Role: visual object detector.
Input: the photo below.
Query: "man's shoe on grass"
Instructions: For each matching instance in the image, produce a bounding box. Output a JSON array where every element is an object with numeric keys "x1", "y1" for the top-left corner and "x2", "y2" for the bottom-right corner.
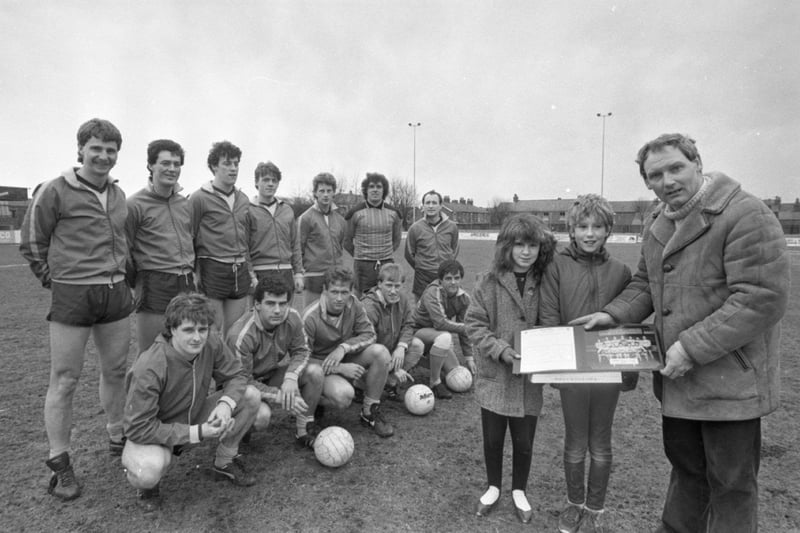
[
  {"x1": 360, "y1": 403, "x2": 394, "y2": 437},
  {"x1": 558, "y1": 503, "x2": 584, "y2": 533},
  {"x1": 136, "y1": 484, "x2": 162, "y2": 513},
  {"x1": 45, "y1": 452, "x2": 81, "y2": 501},
  {"x1": 109, "y1": 436, "x2": 127, "y2": 456},
  {"x1": 295, "y1": 421, "x2": 320, "y2": 449},
  {"x1": 432, "y1": 382, "x2": 453, "y2": 399},
  {"x1": 383, "y1": 383, "x2": 401, "y2": 402},
  {"x1": 213, "y1": 456, "x2": 257, "y2": 487}
]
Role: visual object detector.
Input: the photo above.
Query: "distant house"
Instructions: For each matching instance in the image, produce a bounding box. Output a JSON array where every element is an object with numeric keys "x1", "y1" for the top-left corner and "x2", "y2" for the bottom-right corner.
[
  {"x1": 764, "y1": 197, "x2": 800, "y2": 235},
  {"x1": 442, "y1": 197, "x2": 491, "y2": 228},
  {"x1": 504, "y1": 197, "x2": 659, "y2": 233},
  {"x1": 0, "y1": 186, "x2": 29, "y2": 231}
]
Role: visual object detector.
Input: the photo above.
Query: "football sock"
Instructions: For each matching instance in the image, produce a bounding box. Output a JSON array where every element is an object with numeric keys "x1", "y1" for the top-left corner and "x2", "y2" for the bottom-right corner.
[
  {"x1": 362, "y1": 397, "x2": 379, "y2": 416},
  {"x1": 512, "y1": 490, "x2": 531, "y2": 512},
  {"x1": 480, "y1": 485, "x2": 500, "y2": 505},
  {"x1": 296, "y1": 415, "x2": 309, "y2": 437},
  {"x1": 214, "y1": 443, "x2": 237, "y2": 469}
]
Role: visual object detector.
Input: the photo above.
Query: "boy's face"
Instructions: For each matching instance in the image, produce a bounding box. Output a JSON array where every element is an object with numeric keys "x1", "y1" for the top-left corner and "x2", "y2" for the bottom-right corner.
[
  {"x1": 170, "y1": 319, "x2": 209, "y2": 358},
  {"x1": 212, "y1": 156, "x2": 239, "y2": 190},
  {"x1": 315, "y1": 184, "x2": 335, "y2": 210},
  {"x1": 572, "y1": 214, "x2": 609, "y2": 255},
  {"x1": 323, "y1": 280, "x2": 352, "y2": 314},
  {"x1": 440, "y1": 272, "x2": 462, "y2": 297},
  {"x1": 255, "y1": 291, "x2": 290, "y2": 328},
  {"x1": 150, "y1": 150, "x2": 182, "y2": 193},
  {"x1": 377, "y1": 278, "x2": 402, "y2": 304},
  {"x1": 256, "y1": 174, "x2": 280, "y2": 202}
]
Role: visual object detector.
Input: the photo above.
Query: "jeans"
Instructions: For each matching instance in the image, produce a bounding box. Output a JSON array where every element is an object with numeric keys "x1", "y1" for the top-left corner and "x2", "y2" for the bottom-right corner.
[
  {"x1": 660, "y1": 416, "x2": 761, "y2": 533},
  {"x1": 559, "y1": 384, "x2": 620, "y2": 510},
  {"x1": 481, "y1": 408, "x2": 537, "y2": 492}
]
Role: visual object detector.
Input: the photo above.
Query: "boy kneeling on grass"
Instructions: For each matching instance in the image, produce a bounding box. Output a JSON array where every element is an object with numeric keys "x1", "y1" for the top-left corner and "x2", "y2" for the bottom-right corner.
[{"x1": 122, "y1": 292, "x2": 261, "y2": 512}]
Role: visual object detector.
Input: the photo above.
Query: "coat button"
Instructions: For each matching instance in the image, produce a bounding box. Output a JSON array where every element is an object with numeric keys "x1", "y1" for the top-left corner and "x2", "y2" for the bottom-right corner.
[
  {"x1": 662, "y1": 308, "x2": 671, "y2": 316},
  {"x1": 663, "y1": 264, "x2": 674, "y2": 273}
]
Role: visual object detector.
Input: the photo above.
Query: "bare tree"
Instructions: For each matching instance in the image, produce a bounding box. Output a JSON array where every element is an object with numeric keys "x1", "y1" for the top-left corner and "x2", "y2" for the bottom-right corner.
[
  {"x1": 488, "y1": 197, "x2": 511, "y2": 228},
  {"x1": 388, "y1": 177, "x2": 416, "y2": 229}
]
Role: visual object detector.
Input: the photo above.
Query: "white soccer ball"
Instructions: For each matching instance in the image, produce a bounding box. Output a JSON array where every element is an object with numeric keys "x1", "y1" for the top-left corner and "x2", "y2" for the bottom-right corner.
[
  {"x1": 445, "y1": 366, "x2": 473, "y2": 392},
  {"x1": 313, "y1": 426, "x2": 354, "y2": 468},
  {"x1": 404, "y1": 384, "x2": 435, "y2": 415}
]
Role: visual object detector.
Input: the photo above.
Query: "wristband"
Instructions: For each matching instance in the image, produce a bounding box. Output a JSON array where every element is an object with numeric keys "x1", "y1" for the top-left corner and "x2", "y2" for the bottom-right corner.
[{"x1": 197, "y1": 424, "x2": 203, "y2": 442}]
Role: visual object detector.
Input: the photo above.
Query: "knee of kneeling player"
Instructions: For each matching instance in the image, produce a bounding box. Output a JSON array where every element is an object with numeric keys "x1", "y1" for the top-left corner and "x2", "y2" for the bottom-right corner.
[
  {"x1": 124, "y1": 446, "x2": 170, "y2": 489},
  {"x1": 254, "y1": 402, "x2": 272, "y2": 430},
  {"x1": 303, "y1": 364, "x2": 325, "y2": 386}
]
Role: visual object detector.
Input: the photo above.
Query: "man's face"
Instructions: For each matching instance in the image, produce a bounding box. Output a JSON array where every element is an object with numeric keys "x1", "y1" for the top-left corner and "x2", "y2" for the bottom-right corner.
[
  {"x1": 366, "y1": 182, "x2": 384, "y2": 205},
  {"x1": 78, "y1": 136, "x2": 118, "y2": 179},
  {"x1": 323, "y1": 280, "x2": 352, "y2": 314},
  {"x1": 315, "y1": 184, "x2": 335, "y2": 210},
  {"x1": 440, "y1": 272, "x2": 462, "y2": 297},
  {"x1": 255, "y1": 291, "x2": 290, "y2": 328},
  {"x1": 422, "y1": 194, "x2": 442, "y2": 219},
  {"x1": 212, "y1": 156, "x2": 239, "y2": 190},
  {"x1": 642, "y1": 146, "x2": 704, "y2": 210},
  {"x1": 150, "y1": 150, "x2": 182, "y2": 193},
  {"x1": 256, "y1": 175, "x2": 280, "y2": 202},
  {"x1": 571, "y1": 214, "x2": 608, "y2": 255},
  {"x1": 377, "y1": 278, "x2": 402, "y2": 304},
  {"x1": 170, "y1": 319, "x2": 209, "y2": 358}
]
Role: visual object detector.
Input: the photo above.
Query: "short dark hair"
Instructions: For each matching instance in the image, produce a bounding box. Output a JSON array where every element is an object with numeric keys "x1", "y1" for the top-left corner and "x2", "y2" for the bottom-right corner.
[
  {"x1": 438, "y1": 259, "x2": 464, "y2": 280},
  {"x1": 323, "y1": 266, "x2": 354, "y2": 290},
  {"x1": 254, "y1": 161, "x2": 281, "y2": 185},
  {"x1": 207, "y1": 141, "x2": 242, "y2": 172},
  {"x1": 312, "y1": 172, "x2": 337, "y2": 193},
  {"x1": 147, "y1": 139, "x2": 184, "y2": 177},
  {"x1": 635, "y1": 133, "x2": 702, "y2": 180},
  {"x1": 254, "y1": 274, "x2": 294, "y2": 303},
  {"x1": 76, "y1": 118, "x2": 122, "y2": 163},
  {"x1": 493, "y1": 214, "x2": 557, "y2": 278},
  {"x1": 422, "y1": 190, "x2": 442, "y2": 204},
  {"x1": 163, "y1": 292, "x2": 215, "y2": 339},
  {"x1": 361, "y1": 173, "x2": 389, "y2": 200}
]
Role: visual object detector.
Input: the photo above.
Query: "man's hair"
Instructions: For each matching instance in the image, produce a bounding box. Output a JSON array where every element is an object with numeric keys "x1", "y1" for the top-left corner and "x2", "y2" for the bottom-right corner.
[
  {"x1": 422, "y1": 190, "x2": 442, "y2": 205},
  {"x1": 147, "y1": 139, "x2": 184, "y2": 177},
  {"x1": 323, "y1": 266, "x2": 354, "y2": 290},
  {"x1": 438, "y1": 259, "x2": 464, "y2": 280},
  {"x1": 312, "y1": 172, "x2": 337, "y2": 193},
  {"x1": 360, "y1": 173, "x2": 390, "y2": 200},
  {"x1": 254, "y1": 161, "x2": 281, "y2": 185},
  {"x1": 635, "y1": 133, "x2": 702, "y2": 179},
  {"x1": 163, "y1": 292, "x2": 215, "y2": 339},
  {"x1": 76, "y1": 118, "x2": 122, "y2": 162},
  {"x1": 493, "y1": 214, "x2": 557, "y2": 278},
  {"x1": 254, "y1": 273, "x2": 293, "y2": 303},
  {"x1": 567, "y1": 194, "x2": 615, "y2": 233},
  {"x1": 207, "y1": 141, "x2": 242, "y2": 172},
  {"x1": 378, "y1": 262, "x2": 404, "y2": 283}
]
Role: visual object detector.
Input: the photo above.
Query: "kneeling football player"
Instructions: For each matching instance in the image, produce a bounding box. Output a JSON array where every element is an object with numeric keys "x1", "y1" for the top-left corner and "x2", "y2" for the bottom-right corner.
[{"x1": 122, "y1": 293, "x2": 261, "y2": 512}]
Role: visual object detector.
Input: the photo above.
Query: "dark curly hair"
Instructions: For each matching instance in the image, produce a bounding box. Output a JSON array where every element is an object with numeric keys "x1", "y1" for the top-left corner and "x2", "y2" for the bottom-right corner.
[{"x1": 360, "y1": 173, "x2": 389, "y2": 200}]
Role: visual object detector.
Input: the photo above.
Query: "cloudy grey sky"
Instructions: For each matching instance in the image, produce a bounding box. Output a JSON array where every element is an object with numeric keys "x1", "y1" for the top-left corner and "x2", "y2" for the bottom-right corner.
[{"x1": 2, "y1": 0, "x2": 798, "y2": 204}]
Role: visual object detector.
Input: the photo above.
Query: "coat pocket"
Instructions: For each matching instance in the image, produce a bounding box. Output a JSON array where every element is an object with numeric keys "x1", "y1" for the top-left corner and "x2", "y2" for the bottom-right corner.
[{"x1": 686, "y1": 352, "x2": 758, "y2": 401}]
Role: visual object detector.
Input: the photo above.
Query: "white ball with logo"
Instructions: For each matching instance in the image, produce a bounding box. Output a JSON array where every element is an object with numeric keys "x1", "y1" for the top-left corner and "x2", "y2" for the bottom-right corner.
[{"x1": 404, "y1": 384, "x2": 435, "y2": 415}]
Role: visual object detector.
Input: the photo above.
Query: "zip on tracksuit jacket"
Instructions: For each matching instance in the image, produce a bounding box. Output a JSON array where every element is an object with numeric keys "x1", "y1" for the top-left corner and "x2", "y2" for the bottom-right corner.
[
  {"x1": 298, "y1": 202, "x2": 347, "y2": 277},
  {"x1": 414, "y1": 279, "x2": 474, "y2": 360},
  {"x1": 123, "y1": 333, "x2": 246, "y2": 447},
  {"x1": 189, "y1": 182, "x2": 250, "y2": 263},
  {"x1": 361, "y1": 287, "x2": 416, "y2": 350},
  {"x1": 302, "y1": 294, "x2": 376, "y2": 358},
  {"x1": 226, "y1": 307, "x2": 311, "y2": 393},
  {"x1": 247, "y1": 198, "x2": 303, "y2": 274},
  {"x1": 125, "y1": 183, "x2": 195, "y2": 285},
  {"x1": 404, "y1": 214, "x2": 460, "y2": 273},
  {"x1": 20, "y1": 168, "x2": 128, "y2": 287}
]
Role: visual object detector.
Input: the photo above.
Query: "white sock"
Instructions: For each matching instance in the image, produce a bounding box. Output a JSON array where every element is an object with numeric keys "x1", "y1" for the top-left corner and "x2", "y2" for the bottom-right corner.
[
  {"x1": 480, "y1": 485, "x2": 500, "y2": 505},
  {"x1": 512, "y1": 490, "x2": 531, "y2": 512}
]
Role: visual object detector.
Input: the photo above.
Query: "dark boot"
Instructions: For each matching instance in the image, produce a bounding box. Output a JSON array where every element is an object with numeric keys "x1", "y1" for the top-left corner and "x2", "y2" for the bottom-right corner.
[
  {"x1": 137, "y1": 483, "x2": 162, "y2": 512},
  {"x1": 45, "y1": 452, "x2": 81, "y2": 501}
]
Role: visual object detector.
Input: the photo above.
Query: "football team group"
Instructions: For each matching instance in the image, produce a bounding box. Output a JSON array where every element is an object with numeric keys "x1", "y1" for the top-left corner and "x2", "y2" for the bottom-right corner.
[{"x1": 20, "y1": 118, "x2": 789, "y2": 533}]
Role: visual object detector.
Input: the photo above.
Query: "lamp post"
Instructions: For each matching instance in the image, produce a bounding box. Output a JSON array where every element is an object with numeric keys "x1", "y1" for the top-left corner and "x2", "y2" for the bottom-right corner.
[
  {"x1": 596, "y1": 112, "x2": 612, "y2": 197},
  {"x1": 408, "y1": 122, "x2": 421, "y2": 222}
]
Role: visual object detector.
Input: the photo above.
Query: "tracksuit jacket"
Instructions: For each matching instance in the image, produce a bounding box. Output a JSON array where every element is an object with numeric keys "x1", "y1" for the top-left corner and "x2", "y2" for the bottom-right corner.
[
  {"x1": 20, "y1": 168, "x2": 128, "y2": 287},
  {"x1": 361, "y1": 287, "x2": 416, "y2": 350},
  {"x1": 189, "y1": 182, "x2": 249, "y2": 263},
  {"x1": 247, "y1": 198, "x2": 303, "y2": 273},
  {"x1": 125, "y1": 183, "x2": 195, "y2": 284},
  {"x1": 226, "y1": 308, "x2": 311, "y2": 393},
  {"x1": 298, "y1": 202, "x2": 347, "y2": 275},
  {"x1": 414, "y1": 279, "x2": 474, "y2": 359},
  {"x1": 404, "y1": 214, "x2": 460, "y2": 273},
  {"x1": 344, "y1": 201, "x2": 402, "y2": 261},
  {"x1": 302, "y1": 294, "x2": 376, "y2": 358},
  {"x1": 123, "y1": 333, "x2": 246, "y2": 447}
]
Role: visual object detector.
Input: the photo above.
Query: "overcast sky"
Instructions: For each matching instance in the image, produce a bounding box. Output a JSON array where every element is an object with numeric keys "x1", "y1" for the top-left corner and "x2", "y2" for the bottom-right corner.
[{"x1": 2, "y1": 0, "x2": 798, "y2": 204}]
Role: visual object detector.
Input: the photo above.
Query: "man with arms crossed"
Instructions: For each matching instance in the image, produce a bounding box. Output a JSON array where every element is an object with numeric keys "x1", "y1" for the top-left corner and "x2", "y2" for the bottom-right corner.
[
  {"x1": 574, "y1": 133, "x2": 789, "y2": 533},
  {"x1": 405, "y1": 189, "x2": 460, "y2": 299},
  {"x1": 126, "y1": 139, "x2": 195, "y2": 352},
  {"x1": 123, "y1": 293, "x2": 261, "y2": 511},
  {"x1": 227, "y1": 275, "x2": 324, "y2": 448},
  {"x1": 303, "y1": 267, "x2": 395, "y2": 437},
  {"x1": 298, "y1": 172, "x2": 347, "y2": 307},
  {"x1": 20, "y1": 118, "x2": 132, "y2": 500}
]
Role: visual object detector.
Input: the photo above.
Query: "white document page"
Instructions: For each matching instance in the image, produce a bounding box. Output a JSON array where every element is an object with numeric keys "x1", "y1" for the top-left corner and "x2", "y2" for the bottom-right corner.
[{"x1": 518, "y1": 327, "x2": 576, "y2": 373}]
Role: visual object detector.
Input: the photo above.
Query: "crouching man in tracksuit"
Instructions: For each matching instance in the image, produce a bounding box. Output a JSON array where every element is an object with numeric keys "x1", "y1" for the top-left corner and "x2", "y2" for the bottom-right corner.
[{"x1": 122, "y1": 292, "x2": 261, "y2": 512}]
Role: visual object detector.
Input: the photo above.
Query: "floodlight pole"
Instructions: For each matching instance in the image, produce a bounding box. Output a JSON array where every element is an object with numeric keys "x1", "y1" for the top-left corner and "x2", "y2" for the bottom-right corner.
[
  {"x1": 408, "y1": 122, "x2": 421, "y2": 222},
  {"x1": 596, "y1": 112, "x2": 612, "y2": 197}
]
